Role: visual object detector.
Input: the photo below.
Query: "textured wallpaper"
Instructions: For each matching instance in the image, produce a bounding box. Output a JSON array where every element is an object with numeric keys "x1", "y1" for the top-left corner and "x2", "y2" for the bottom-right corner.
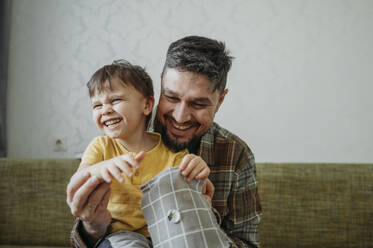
[{"x1": 7, "y1": 0, "x2": 373, "y2": 162}]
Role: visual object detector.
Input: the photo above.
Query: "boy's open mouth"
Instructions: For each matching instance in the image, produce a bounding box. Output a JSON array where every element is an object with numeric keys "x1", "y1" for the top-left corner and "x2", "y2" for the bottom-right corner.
[{"x1": 103, "y1": 118, "x2": 122, "y2": 127}]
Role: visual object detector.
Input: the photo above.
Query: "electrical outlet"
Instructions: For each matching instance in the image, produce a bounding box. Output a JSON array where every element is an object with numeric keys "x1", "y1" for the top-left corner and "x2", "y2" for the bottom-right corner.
[{"x1": 52, "y1": 137, "x2": 67, "y2": 152}]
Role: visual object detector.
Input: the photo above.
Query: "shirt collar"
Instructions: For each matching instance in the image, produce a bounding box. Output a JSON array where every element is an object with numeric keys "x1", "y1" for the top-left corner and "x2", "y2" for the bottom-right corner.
[{"x1": 197, "y1": 122, "x2": 217, "y2": 166}]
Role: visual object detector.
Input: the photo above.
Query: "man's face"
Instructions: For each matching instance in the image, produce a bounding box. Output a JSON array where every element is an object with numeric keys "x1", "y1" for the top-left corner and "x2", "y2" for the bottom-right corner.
[{"x1": 156, "y1": 68, "x2": 227, "y2": 151}]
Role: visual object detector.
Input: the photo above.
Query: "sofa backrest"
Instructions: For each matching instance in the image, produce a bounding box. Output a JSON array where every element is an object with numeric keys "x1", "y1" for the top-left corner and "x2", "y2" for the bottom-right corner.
[
  {"x1": 0, "y1": 158, "x2": 80, "y2": 247},
  {"x1": 1, "y1": 159, "x2": 373, "y2": 247},
  {"x1": 257, "y1": 163, "x2": 373, "y2": 248}
]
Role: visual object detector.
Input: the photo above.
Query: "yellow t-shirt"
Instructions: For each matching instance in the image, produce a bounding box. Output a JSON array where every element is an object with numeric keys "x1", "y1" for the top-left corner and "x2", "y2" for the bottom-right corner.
[{"x1": 80, "y1": 132, "x2": 188, "y2": 237}]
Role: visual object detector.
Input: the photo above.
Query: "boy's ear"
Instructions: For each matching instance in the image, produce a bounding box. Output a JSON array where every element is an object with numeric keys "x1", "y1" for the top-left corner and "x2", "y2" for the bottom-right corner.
[{"x1": 144, "y1": 96, "x2": 155, "y2": 116}]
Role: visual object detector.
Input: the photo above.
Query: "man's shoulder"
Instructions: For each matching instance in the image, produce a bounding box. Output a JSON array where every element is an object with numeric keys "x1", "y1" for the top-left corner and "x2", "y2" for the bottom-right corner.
[
  {"x1": 201, "y1": 123, "x2": 255, "y2": 168},
  {"x1": 207, "y1": 123, "x2": 253, "y2": 153}
]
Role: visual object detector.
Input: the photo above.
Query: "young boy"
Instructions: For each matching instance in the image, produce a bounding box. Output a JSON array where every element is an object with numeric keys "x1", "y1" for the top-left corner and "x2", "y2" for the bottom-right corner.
[{"x1": 78, "y1": 60, "x2": 210, "y2": 247}]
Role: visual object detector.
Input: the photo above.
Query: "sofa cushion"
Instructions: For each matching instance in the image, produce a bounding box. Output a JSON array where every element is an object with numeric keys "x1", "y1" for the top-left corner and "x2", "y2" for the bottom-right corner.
[
  {"x1": 0, "y1": 158, "x2": 79, "y2": 247},
  {"x1": 0, "y1": 246, "x2": 66, "y2": 248},
  {"x1": 257, "y1": 163, "x2": 373, "y2": 248}
]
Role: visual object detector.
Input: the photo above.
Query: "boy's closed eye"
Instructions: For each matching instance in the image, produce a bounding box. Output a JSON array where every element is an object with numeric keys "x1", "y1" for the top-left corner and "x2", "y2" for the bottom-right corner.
[
  {"x1": 111, "y1": 98, "x2": 123, "y2": 104},
  {"x1": 92, "y1": 103, "x2": 102, "y2": 110}
]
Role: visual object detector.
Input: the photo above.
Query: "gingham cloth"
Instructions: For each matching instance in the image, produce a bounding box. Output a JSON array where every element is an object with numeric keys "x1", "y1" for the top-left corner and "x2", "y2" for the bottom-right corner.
[{"x1": 141, "y1": 167, "x2": 232, "y2": 248}]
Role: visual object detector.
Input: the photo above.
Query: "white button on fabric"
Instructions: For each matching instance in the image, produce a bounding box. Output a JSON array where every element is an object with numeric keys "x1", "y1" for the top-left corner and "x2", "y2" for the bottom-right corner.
[{"x1": 167, "y1": 209, "x2": 181, "y2": 224}]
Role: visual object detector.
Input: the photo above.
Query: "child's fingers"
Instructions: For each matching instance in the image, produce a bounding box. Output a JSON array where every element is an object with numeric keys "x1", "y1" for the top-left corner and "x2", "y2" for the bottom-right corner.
[
  {"x1": 107, "y1": 164, "x2": 125, "y2": 183},
  {"x1": 88, "y1": 166, "x2": 102, "y2": 179},
  {"x1": 135, "y1": 151, "x2": 146, "y2": 163},
  {"x1": 196, "y1": 167, "x2": 211, "y2": 180},
  {"x1": 183, "y1": 156, "x2": 203, "y2": 180},
  {"x1": 179, "y1": 154, "x2": 194, "y2": 171},
  {"x1": 187, "y1": 161, "x2": 204, "y2": 182},
  {"x1": 113, "y1": 157, "x2": 135, "y2": 177},
  {"x1": 100, "y1": 168, "x2": 113, "y2": 183},
  {"x1": 118, "y1": 155, "x2": 140, "y2": 169}
]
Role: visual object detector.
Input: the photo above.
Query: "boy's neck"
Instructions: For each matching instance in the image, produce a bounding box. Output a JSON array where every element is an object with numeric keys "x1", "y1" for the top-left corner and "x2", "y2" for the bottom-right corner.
[{"x1": 116, "y1": 131, "x2": 157, "y2": 153}]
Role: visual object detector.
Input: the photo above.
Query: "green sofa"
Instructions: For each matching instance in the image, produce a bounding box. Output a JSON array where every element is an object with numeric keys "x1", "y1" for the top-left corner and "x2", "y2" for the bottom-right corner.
[{"x1": 0, "y1": 158, "x2": 372, "y2": 248}]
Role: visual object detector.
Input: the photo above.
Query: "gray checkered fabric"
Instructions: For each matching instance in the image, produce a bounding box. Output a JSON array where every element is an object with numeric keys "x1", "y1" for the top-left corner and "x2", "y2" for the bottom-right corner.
[{"x1": 141, "y1": 167, "x2": 232, "y2": 248}]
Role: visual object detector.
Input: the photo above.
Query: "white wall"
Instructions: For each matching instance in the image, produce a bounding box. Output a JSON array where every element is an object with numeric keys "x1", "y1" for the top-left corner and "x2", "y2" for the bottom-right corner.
[{"x1": 7, "y1": 0, "x2": 373, "y2": 162}]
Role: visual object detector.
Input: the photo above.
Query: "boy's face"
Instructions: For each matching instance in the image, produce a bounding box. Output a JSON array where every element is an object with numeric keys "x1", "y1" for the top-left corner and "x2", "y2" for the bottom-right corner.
[{"x1": 91, "y1": 77, "x2": 153, "y2": 142}]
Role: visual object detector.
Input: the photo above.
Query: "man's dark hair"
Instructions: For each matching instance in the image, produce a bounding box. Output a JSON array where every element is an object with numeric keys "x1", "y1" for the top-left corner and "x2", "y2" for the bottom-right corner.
[
  {"x1": 162, "y1": 36, "x2": 233, "y2": 93},
  {"x1": 87, "y1": 59, "x2": 154, "y2": 127}
]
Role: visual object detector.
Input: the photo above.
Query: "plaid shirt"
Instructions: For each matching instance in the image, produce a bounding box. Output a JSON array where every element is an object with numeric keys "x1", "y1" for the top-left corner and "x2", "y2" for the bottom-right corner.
[
  {"x1": 70, "y1": 122, "x2": 261, "y2": 247},
  {"x1": 197, "y1": 123, "x2": 261, "y2": 247}
]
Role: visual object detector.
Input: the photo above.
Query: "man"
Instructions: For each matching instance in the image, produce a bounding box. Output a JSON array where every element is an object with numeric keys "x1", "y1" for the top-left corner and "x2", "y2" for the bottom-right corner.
[{"x1": 67, "y1": 36, "x2": 261, "y2": 247}]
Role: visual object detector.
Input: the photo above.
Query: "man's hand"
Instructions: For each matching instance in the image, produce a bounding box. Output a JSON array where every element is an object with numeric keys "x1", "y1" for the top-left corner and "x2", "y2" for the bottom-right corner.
[
  {"x1": 202, "y1": 178, "x2": 215, "y2": 205},
  {"x1": 66, "y1": 171, "x2": 111, "y2": 245},
  {"x1": 179, "y1": 154, "x2": 211, "y2": 182},
  {"x1": 88, "y1": 151, "x2": 146, "y2": 183}
]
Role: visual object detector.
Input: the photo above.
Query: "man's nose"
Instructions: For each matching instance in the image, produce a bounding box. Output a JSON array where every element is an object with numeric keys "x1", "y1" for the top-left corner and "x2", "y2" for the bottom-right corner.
[{"x1": 172, "y1": 102, "x2": 190, "y2": 123}]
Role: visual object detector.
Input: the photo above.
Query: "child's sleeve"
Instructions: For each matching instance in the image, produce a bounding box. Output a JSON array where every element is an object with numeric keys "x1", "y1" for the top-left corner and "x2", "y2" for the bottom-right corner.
[
  {"x1": 80, "y1": 137, "x2": 105, "y2": 167},
  {"x1": 173, "y1": 148, "x2": 189, "y2": 166}
]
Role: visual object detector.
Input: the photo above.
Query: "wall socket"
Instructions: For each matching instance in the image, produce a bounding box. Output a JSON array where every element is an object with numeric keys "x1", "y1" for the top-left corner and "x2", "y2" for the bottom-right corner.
[{"x1": 52, "y1": 137, "x2": 67, "y2": 152}]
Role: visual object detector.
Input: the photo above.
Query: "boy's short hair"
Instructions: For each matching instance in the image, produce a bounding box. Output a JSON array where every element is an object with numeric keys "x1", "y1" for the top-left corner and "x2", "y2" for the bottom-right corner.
[
  {"x1": 87, "y1": 59, "x2": 154, "y2": 127},
  {"x1": 162, "y1": 36, "x2": 234, "y2": 94}
]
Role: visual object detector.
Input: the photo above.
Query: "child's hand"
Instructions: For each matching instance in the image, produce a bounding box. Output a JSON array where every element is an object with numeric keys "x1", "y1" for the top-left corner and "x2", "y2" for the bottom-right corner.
[
  {"x1": 88, "y1": 151, "x2": 146, "y2": 183},
  {"x1": 179, "y1": 154, "x2": 210, "y2": 182}
]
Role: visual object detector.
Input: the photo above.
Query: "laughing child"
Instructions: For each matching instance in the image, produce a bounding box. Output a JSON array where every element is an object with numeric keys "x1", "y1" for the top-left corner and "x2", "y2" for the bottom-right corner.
[{"x1": 77, "y1": 60, "x2": 210, "y2": 246}]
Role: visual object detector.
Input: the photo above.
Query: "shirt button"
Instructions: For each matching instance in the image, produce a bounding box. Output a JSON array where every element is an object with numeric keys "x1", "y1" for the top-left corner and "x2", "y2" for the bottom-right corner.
[{"x1": 167, "y1": 209, "x2": 181, "y2": 224}]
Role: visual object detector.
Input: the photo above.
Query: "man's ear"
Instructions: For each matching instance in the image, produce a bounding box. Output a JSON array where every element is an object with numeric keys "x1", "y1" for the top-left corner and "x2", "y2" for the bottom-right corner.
[
  {"x1": 215, "y1": 89, "x2": 228, "y2": 113},
  {"x1": 144, "y1": 96, "x2": 155, "y2": 116}
]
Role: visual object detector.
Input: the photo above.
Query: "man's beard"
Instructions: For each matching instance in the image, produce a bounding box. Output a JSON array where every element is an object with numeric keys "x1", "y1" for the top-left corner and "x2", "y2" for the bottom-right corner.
[{"x1": 153, "y1": 116, "x2": 201, "y2": 153}]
